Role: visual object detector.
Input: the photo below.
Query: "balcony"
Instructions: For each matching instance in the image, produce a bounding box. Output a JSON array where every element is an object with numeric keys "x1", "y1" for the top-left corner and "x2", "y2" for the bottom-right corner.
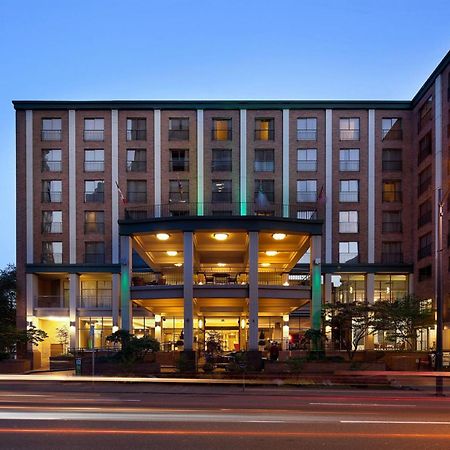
[
  {"x1": 169, "y1": 129, "x2": 189, "y2": 141},
  {"x1": 83, "y1": 130, "x2": 104, "y2": 141},
  {"x1": 79, "y1": 296, "x2": 111, "y2": 308},
  {"x1": 297, "y1": 130, "x2": 317, "y2": 141},
  {"x1": 84, "y1": 161, "x2": 105, "y2": 172},
  {"x1": 42, "y1": 222, "x2": 63, "y2": 233},
  {"x1": 126, "y1": 129, "x2": 146, "y2": 141},
  {"x1": 123, "y1": 202, "x2": 318, "y2": 220},
  {"x1": 381, "y1": 253, "x2": 403, "y2": 264},
  {"x1": 35, "y1": 295, "x2": 68, "y2": 308},
  {"x1": 41, "y1": 130, "x2": 61, "y2": 141}
]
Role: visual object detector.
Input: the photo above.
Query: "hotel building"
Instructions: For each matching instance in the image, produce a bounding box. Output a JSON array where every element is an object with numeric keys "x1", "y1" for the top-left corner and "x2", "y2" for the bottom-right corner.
[{"x1": 14, "y1": 51, "x2": 450, "y2": 367}]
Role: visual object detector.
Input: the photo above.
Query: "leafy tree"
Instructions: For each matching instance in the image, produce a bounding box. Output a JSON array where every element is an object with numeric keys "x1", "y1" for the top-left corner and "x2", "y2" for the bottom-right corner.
[
  {"x1": 0, "y1": 264, "x2": 16, "y2": 326},
  {"x1": 323, "y1": 302, "x2": 373, "y2": 360},
  {"x1": 372, "y1": 295, "x2": 434, "y2": 350}
]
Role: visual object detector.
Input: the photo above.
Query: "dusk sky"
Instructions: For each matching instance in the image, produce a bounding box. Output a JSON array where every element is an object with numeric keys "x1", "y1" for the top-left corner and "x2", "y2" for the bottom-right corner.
[{"x1": 0, "y1": 0, "x2": 449, "y2": 268}]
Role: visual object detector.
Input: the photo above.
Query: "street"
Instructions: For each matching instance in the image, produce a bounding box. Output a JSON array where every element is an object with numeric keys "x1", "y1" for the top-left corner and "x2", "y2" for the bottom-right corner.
[{"x1": 0, "y1": 380, "x2": 449, "y2": 449}]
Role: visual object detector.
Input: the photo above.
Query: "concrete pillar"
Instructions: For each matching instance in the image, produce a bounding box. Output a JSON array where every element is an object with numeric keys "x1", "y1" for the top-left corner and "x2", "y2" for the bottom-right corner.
[
  {"x1": 248, "y1": 231, "x2": 259, "y2": 350},
  {"x1": 282, "y1": 314, "x2": 290, "y2": 350},
  {"x1": 365, "y1": 273, "x2": 375, "y2": 350},
  {"x1": 112, "y1": 274, "x2": 120, "y2": 330},
  {"x1": 120, "y1": 236, "x2": 132, "y2": 331},
  {"x1": 154, "y1": 314, "x2": 162, "y2": 342},
  {"x1": 408, "y1": 273, "x2": 414, "y2": 296},
  {"x1": 310, "y1": 235, "x2": 322, "y2": 332},
  {"x1": 324, "y1": 273, "x2": 332, "y2": 304},
  {"x1": 69, "y1": 273, "x2": 80, "y2": 349},
  {"x1": 183, "y1": 232, "x2": 194, "y2": 350}
]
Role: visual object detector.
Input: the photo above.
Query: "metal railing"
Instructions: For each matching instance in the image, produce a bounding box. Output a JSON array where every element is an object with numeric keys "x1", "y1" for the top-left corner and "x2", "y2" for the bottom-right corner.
[
  {"x1": 168, "y1": 129, "x2": 189, "y2": 140},
  {"x1": 123, "y1": 202, "x2": 319, "y2": 220},
  {"x1": 211, "y1": 129, "x2": 232, "y2": 141},
  {"x1": 254, "y1": 161, "x2": 274, "y2": 172},
  {"x1": 127, "y1": 192, "x2": 147, "y2": 203},
  {"x1": 41, "y1": 253, "x2": 63, "y2": 264},
  {"x1": 83, "y1": 130, "x2": 104, "y2": 141},
  {"x1": 79, "y1": 296, "x2": 112, "y2": 308},
  {"x1": 84, "y1": 253, "x2": 105, "y2": 264},
  {"x1": 212, "y1": 160, "x2": 232, "y2": 172},
  {"x1": 84, "y1": 222, "x2": 105, "y2": 234},
  {"x1": 84, "y1": 161, "x2": 105, "y2": 172},
  {"x1": 126, "y1": 160, "x2": 147, "y2": 172},
  {"x1": 382, "y1": 129, "x2": 403, "y2": 140},
  {"x1": 339, "y1": 192, "x2": 359, "y2": 202},
  {"x1": 84, "y1": 192, "x2": 104, "y2": 203},
  {"x1": 42, "y1": 222, "x2": 63, "y2": 233},
  {"x1": 41, "y1": 161, "x2": 62, "y2": 172},
  {"x1": 339, "y1": 161, "x2": 360, "y2": 171},
  {"x1": 382, "y1": 222, "x2": 402, "y2": 233},
  {"x1": 35, "y1": 295, "x2": 68, "y2": 308},
  {"x1": 126, "y1": 129, "x2": 147, "y2": 141},
  {"x1": 41, "y1": 192, "x2": 62, "y2": 203},
  {"x1": 297, "y1": 192, "x2": 317, "y2": 203},
  {"x1": 381, "y1": 253, "x2": 403, "y2": 264},
  {"x1": 382, "y1": 160, "x2": 402, "y2": 171},
  {"x1": 297, "y1": 161, "x2": 317, "y2": 172},
  {"x1": 169, "y1": 160, "x2": 189, "y2": 171},
  {"x1": 339, "y1": 223, "x2": 358, "y2": 233},
  {"x1": 41, "y1": 130, "x2": 61, "y2": 141},
  {"x1": 339, "y1": 130, "x2": 360, "y2": 141},
  {"x1": 382, "y1": 191, "x2": 402, "y2": 202},
  {"x1": 254, "y1": 129, "x2": 274, "y2": 140},
  {"x1": 297, "y1": 130, "x2": 317, "y2": 141}
]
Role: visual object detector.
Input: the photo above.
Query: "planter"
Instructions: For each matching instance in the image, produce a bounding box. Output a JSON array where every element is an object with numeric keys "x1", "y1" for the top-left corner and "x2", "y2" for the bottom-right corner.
[
  {"x1": 0, "y1": 359, "x2": 31, "y2": 374},
  {"x1": 49, "y1": 356, "x2": 75, "y2": 371}
]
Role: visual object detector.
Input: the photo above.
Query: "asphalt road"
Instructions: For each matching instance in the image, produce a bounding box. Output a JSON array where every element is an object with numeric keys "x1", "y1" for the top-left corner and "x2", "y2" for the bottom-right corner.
[{"x1": 0, "y1": 381, "x2": 449, "y2": 449}]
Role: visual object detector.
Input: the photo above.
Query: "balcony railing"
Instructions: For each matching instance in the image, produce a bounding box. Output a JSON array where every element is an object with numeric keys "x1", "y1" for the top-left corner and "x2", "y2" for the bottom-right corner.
[
  {"x1": 79, "y1": 296, "x2": 111, "y2": 308},
  {"x1": 124, "y1": 202, "x2": 319, "y2": 220},
  {"x1": 127, "y1": 160, "x2": 147, "y2": 172},
  {"x1": 169, "y1": 160, "x2": 189, "y2": 171},
  {"x1": 41, "y1": 192, "x2": 62, "y2": 203},
  {"x1": 84, "y1": 222, "x2": 105, "y2": 234},
  {"x1": 382, "y1": 222, "x2": 402, "y2": 233},
  {"x1": 339, "y1": 130, "x2": 360, "y2": 140},
  {"x1": 339, "y1": 161, "x2": 360, "y2": 171},
  {"x1": 84, "y1": 192, "x2": 104, "y2": 203},
  {"x1": 254, "y1": 129, "x2": 274, "y2": 140},
  {"x1": 297, "y1": 130, "x2": 317, "y2": 141},
  {"x1": 42, "y1": 222, "x2": 63, "y2": 233},
  {"x1": 212, "y1": 129, "x2": 232, "y2": 141},
  {"x1": 297, "y1": 192, "x2": 317, "y2": 203},
  {"x1": 83, "y1": 130, "x2": 104, "y2": 141},
  {"x1": 169, "y1": 129, "x2": 189, "y2": 140},
  {"x1": 212, "y1": 160, "x2": 232, "y2": 172},
  {"x1": 41, "y1": 253, "x2": 63, "y2": 264},
  {"x1": 84, "y1": 161, "x2": 105, "y2": 172},
  {"x1": 297, "y1": 161, "x2": 317, "y2": 172},
  {"x1": 35, "y1": 295, "x2": 68, "y2": 308},
  {"x1": 339, "y1": 192, "x2": 359, "y2": 202},
  {"x1": 126, "y1": 129, "x2": 147, "y2": 141},
  {"x1": 42, "y1": 161, "x2": 62, "y2": 172},
  {"x1": 381, "y1": 253, "x2": 403, "y2": 264},
  {"x1": 382, "y1": 160, "x2": 402, "y2": 171},
  {"x1": 41, "y1": 130, "x2": 61, "y2": 141},
  {"x1": 84, "y1": 253, "x2": 105, "y2": 264},
  {"x1": 382, "y1": 129, "x2": 403, "y2": 140}
]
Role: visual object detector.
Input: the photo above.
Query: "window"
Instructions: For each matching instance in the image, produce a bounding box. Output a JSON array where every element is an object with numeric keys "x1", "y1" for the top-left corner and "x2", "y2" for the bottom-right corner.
[
  {"x1": 126, "y1": 118, "x2": 146, "y2": 141},
  {"x1": 212, "y1": 180, "x2": 232, "y2": 203},
  {"x1": 254, "y1": 179, "x2": 274, "y2": 202},
  {"x1": 297, "y1": 180, "x2": 317, "y2": 202},
  {"x1": 84, "y1": 149, "x2": 104, "y2": 172},
  {"x1": 126, "y1": 149, "x2": 146, "y2": 172},
  {"x1": 41, "y1": 149, "x2": 62, "y2": 172},
  {"x1": 212, "y1": 119, "x2": 232, "y2": 141},
  {"x1": 254, "y1": 149, "x2": 274, "y2": 172},
  {"x1": 297, "y1": 118, "x2": 317, "y2": 140},
  {"x1": 339, "y1": 149, "x2": 359, "y2": 171},
  {"x1": 41, "y1": 241, "x2": 62, "y2": 264},
  {"x1": 418, "y1": 96, "x2": 432, "y2": 131},
  {"x1": 42, "y1": 180, "x2": 62, "y2": 203},
  {"x1": 169, "y1": 180, "x2": 189, "y2": 203},
  {"x1": 418, "y1": 232, "x2": 432, "y2": 259},
  {"x1": 339, "y1": 241, "x2": 359, "y2": 263},
  {"x1": 42, "y1": 211, "x2": 62, "y2": 233},
  {"x1": 418, "y1": 265, "x2": 432, "y2": 281},
  {"x1": 254, "y1": 118, "x2": 274, "y2": 140},
  {"x1": 84, "y1": 242, "x2": 105, "y2": 264},
  {"x1": 169, "y1": 150, "x2": 189, "y2": 172},
  {"x1": 297, "y1": 210, "x2": 317, "y2": 219},
  {"x1": 84, "y1": 211, "x2": 105, "y2": 234},
  {"x1": 212, "y1": 149, "x2": 232, "y2": 172},
  {"x1": 125, "y1": 209, "x2": 147, "y2": 220},
  {"x1": 297, "y1": 149, "x2": 317, "y2": 171},
  {"x1": 418, "y1": 132, "x2": 432, "y2": 164},
  {"x1": 84, "y1": 118, "x2": 104, "y2": 141},
  {"x1": 418, "y1": 200, "x2": 432, "y2": 227},
  {"x1": 80, "y1": 280, "x2": 112, "y2": 308},
  {"x1": 382, "y1": 148, "x2": 402, "y2": 171},
  {"x1": 381, "y1": 242, "x2": 403, "y2": 263},
  {"x1": 339, "y1": 211, "x2": 358, "y2": 233},
  {"x1": 374, "y1": 275, "x2": 408, "y2": 302},
  {"x1": 382, "y1": 180, "x2": 402, "y2": 202},
  {"x1": 127, "y1": 180, "x2": 147, "y2": 203},
  {"x1": 382, "y1": 211, "x2": 402, "y2": 233},
  {"x1": 84, "y1": 180, "x2": 104, "y2": 203},
  {"x1": 418, "y1": 165, "x2": 432, "y2": 196},
  {"x1": 41, "y1": 118, "x2": 61, "y2": 141},
  {"x1": 382, "y1": 118, "x2": 402, "y2": 140},
  {"x1": 339, "y1": 118, "x2": 360, "y2": 140},
  {"x1": 169, "y1": 118, "x2": 189, "y2": 140},
  {"x1": 339, "y1": 180, "x2": 359, "y2": 202}
]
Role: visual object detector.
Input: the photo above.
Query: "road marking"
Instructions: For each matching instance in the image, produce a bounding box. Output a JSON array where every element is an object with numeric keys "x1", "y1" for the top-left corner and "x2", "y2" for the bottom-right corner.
[
  {"x1": 311, "y1": 402, "x2": 416, "y2": 408},
  {"x1": 246, "y1": 420, "x2": 285, "y2": 423},
  {"x1": 341, "y1": 420, "x2": 450, "y2": 425},
  {"x1": 0, "y1": 394, "x2": 48, "y2": 397}
]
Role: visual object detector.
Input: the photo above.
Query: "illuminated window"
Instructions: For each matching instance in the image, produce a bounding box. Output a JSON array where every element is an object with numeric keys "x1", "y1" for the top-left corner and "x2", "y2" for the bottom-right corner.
[
  {"x1": 212, "y1": 119, "x2": 232, "y2": 141},
  {"x1": 84, "y1": 211, "x2": 105, "y2": 234},
  {"x1": 382, "y1": 180, "x2": 402, "y2": 202},
  {"x1": 255, "y1": 118, "x2": 274, "y2": 141}
]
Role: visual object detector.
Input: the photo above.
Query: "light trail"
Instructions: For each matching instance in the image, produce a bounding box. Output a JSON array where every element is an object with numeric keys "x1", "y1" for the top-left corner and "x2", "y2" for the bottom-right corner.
[{"x1": 310, "y1": 402, "x2": 416, "y2": 407}]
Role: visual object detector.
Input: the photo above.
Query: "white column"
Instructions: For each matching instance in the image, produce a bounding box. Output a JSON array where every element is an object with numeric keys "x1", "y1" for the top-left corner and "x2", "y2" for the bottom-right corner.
[
  {"x1": 154, "y1": 315, "x2": 162, "y2": 342},
  {"x1": 325, "y1": 109, "x2": 333, "y2": 263},
  {"x1": 183, "y1": 232, "x2": 194, "y2": 350},
  {"x1": 25, "y1": 110, "x2": 33, "y2": 264},
  {"x1": 111, "y1": 109, "x2": 119, "y2": 263},
  {"x1": 120, "y1": 236, "x2": 132, "y2": 331},
  {"x1": 154, "y1": 110, "x2": 161, "y2": 217},
  {"x1": 367, "y1": 109, "x2": 375, "y2": 263},
  {"x1": 240, "y1": 109, "x2": 247, "y2": 215},
  {"x1": 248, "y1": 231, "x2": 259, "y2": 350},
  {"x1": 112, "y1": 273, "x2": 120, "y2": 329},
  {"x1": 197, "y1": 110, "x2": 204, "y2": 215},
  {"x1": 324, "y1": 273, "x2": 332, "y2": 303},
  {"x1": 26, "y1": 273, "x2": 37, "y2": 322},
  {"x1": 434, "y1": 75, "x2": 443, "y2": 298},
  {"x1": 69, "y1": 273, "x2": 80, "y2": 349},
  {"x1": 282, "y1": 314, "x2": 290, "y2": 350},
  {"x1": 282, "y1": 109, "x2": 290, "y2": 217},
  {"x1": 68, "y1": 110, "x2": 76, "y2": 263}
]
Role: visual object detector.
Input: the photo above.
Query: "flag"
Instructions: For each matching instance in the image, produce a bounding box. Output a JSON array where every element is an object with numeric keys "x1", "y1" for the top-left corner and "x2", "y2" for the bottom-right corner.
[
  {"x1": 177, "y1": 178, "x2": 185, "y2": 201},
  {"x1": 115, "y1": 181, "x2": 127, "y2": 204},
  {"x1": 318, "y1": 185, "x2": 325, "y2": 204}
]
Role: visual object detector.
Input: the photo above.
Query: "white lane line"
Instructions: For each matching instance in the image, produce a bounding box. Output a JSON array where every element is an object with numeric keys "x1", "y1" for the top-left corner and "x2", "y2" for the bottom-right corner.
[
  {"x1": 311, "y1": 402, "x2": 416, "y2": 408},
  {"x1": 247, "y1": 420, "x2": 285, "y2": 423},
  {"x1": 341, "y1": 420, "x2": 450, "y2": 425},
  {"x1": 0, "y1": 394, "x2": 48, "y2": 397}
]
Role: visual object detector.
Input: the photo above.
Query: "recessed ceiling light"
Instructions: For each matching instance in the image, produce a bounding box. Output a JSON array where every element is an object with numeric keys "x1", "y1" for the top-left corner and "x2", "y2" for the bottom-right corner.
[
  {"x1": 272, "y1": 233, "x2": 286, "y2": 241},
  {"x1": 213, "y1": 233, "x2": 229, "y2": 241},
  {"x1": 174, "y1": 263, "x2": 183, "y2": 267},
  {"x1": 261, "y1": 262, "x2": 271, "y2": 267},
  {"x1": 217, "y1": 263, "x2": 226, "y2": 267},
  {"x1": 156, "y1": 233, "x2": 170, "y2": 241},
  {"x1": 265, "y1": 250, "x2": 278, "y2": 256},
  {"x1": 166, "y1": 250, "x2": 178, "y2": 256}
]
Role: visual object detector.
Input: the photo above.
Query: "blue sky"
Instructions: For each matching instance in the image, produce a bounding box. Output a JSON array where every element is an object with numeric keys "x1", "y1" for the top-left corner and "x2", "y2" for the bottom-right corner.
[{"x1": 0, "y1": 0, "x2": 449, "y2": 267}]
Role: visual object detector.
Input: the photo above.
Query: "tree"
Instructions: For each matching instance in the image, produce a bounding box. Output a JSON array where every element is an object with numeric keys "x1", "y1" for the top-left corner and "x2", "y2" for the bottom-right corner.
[
  {"x1": 0, "y1": 264, "x2": 16, "y2": 326},
  {"x1": 323, "y1": 302, "x2": 374, "y2": 360},
  {"x1": 372, "y1": 295, "x2": 434, "y2": 350}
]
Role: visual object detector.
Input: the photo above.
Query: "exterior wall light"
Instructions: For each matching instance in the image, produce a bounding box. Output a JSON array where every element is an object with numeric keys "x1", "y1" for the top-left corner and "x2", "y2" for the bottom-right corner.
[
  {"x1": 213, "y1": 233, "x2": 229, "y2": 241},
  {"x1": 166, "y1": 250, "x2": 178, "y2": 256},
  {"x1": 261, "y1": 262, "x2": 271, "y2": 267},
  {"x1": 217, "y1": 262, "x2": 226, "y2": 267},
  {"x1": 241, "y1": 318, "x2": 246, "y2": 329},
  {"x1": 272, "y1": 233, "x2": 286, "y2": 240},
  {"x1": 174, "y1": 263, "x2": 183, "y2": 267},
  {"x1": 112, "y1": 325, "x2": 119, "y2": 333},
  {"x1": 265, "y1": 250, "x2": 278, "y2": 256},
  {"x1": 156, "y1": 233, "x2": 170, "y2": 241},
  {"x1": 198, "y1": 318, "x2": 204, "y2": 329}
]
